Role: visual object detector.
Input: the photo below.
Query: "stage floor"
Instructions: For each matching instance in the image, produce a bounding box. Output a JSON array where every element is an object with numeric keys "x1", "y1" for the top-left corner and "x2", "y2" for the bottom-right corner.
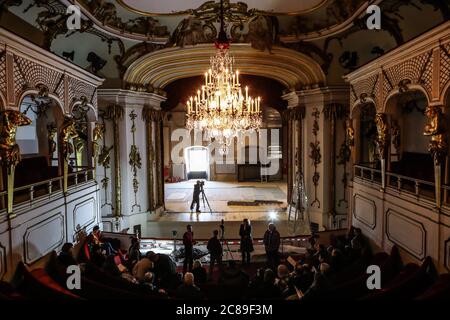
[
  {"x1": 146, "y1": 180, "x2": 310, "y2": 239},
  {"x1": 164, "y1": 180, "x2": 288, "y2": 214}
]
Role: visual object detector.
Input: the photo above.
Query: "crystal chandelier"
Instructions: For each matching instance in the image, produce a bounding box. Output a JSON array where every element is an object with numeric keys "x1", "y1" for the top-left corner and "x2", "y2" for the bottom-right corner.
[{"x1": 185, "y1": 0, "x2": 262, "y2": 155}]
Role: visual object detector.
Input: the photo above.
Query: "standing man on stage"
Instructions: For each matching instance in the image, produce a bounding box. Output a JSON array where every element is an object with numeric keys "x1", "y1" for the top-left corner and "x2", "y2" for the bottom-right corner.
[
  {"x1": 207, "y1": 229, "x2": 223, "y2": 277},
  {"x1": 183, "y1": 224, "x2": 195, "y2": 273},
  {"x1": 263, "y1": 223, "x2": 281, "y2": 270},
  {"x1": 239, "y1": 219, "x2": 254, "y2": 265},
  {"x1": 190, "y1": 181, "x2": 201, "y2": 213}
]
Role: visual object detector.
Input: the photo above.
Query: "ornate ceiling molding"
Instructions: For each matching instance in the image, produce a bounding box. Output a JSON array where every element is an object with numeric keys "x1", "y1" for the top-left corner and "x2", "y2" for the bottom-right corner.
[
  {"x1": 116, "y1": 0, "x2": 330, "y2": 17},
  {"x1": 124, "y1": 43, "x2": 326, "y2": 90}
]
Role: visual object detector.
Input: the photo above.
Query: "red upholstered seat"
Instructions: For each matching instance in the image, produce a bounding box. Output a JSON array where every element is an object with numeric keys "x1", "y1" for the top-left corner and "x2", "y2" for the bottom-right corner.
[{"x1": 14, "y1": 262, "x2": 80, "y2": 300}]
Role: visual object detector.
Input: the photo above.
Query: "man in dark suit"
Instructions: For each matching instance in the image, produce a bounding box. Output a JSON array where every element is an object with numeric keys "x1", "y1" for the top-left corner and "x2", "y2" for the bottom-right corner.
[
  {"x1": 263, "y1": 223, "x2": 281, "y2": 270},
  {"x1": 207, "y1": 229, "x2": 223, "y2": 276},
  {"x1": 239, "y1": 219, "x2": 254, "y2": 265},
  {"x1": 183, "y1": 224, "x2": 195, "y2": 273},
  {"x1": 190, "y1": 181, "x2": 201, "y2": 213}
]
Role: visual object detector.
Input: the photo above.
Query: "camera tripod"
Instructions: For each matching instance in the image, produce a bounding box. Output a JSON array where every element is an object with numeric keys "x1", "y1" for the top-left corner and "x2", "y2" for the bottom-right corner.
[
  {"x1": 200, "y1": 186, "x2": 213, "y2": 214},
  {"x1": 220, "y1": 221, "x2": 234, "y2": 261}
]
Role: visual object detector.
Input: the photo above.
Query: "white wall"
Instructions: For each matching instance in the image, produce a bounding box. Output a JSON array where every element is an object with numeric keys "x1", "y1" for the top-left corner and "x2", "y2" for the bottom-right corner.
[
  {"x1": 351, "y1": 178, "x2": 450, "y2": 273},
  {"x1": 0, "y1": 181, "x2": 101, "y2": 281}
]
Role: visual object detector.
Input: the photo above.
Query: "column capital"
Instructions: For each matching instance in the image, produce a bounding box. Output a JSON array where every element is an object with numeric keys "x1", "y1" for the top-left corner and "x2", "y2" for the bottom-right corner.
[
  {"x1": 282, "y1": 86, "x2": 350, "y2": 109},
  {"x1": 97, "y1": 89, "x2": 166, "y2": 109}
]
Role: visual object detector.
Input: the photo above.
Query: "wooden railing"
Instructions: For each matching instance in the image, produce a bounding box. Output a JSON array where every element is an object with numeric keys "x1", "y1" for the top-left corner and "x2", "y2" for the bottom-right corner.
[
  {"x1": 0, "y1": 168, "x2": 95, "y2": 210},
  {"x1": 354, "y1": 164, "x2": 438, "y2": 203}
]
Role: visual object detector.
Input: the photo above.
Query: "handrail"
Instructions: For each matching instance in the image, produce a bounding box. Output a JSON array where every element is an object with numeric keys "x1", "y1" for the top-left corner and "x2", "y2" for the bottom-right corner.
[
  {"x1": 353, "y1": 164, "x2": 436, "y2": 200},
  {"x1": 386, "y1": 172, "x2": 434, "y2": 187},
  {"x1": 13, "y1": 168, "x2": 93, "y2": 193},
  {"x1": 0, "y1": 168, "x2": 95, "y2": 210}
]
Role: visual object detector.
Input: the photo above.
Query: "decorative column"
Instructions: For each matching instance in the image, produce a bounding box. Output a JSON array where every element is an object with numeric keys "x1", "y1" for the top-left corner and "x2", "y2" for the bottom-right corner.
[
  {"x1": 142, "y1": 106, "x2": 155, "y2": 211},
  {"x1": 283, "y1": 87, "x2": 350, "y2": 229},
  {"x1": 97, "y1": 89, "x2": 166, "y2": 232},
  {"x1": 423, "y1": 105, "x2": 447, "y2": 209},
  {"x1": 286, "y1": 115, "x2": 293, "y2": 203},
  {"x1": 375, "y1": 113, "x2": 389, "y2": 191},
  {"x1": 0, "y1": 110, "x2": 31, "y2": 217},
  {"x1": 103, "y1": 104, "x2": 124, "y2": 218},
  {"x1": 155, "y1": 112, "x2": 165, "y2": 207},
  {"x1": 323, "y1": 103, "x2": 347, "y2": 226}
]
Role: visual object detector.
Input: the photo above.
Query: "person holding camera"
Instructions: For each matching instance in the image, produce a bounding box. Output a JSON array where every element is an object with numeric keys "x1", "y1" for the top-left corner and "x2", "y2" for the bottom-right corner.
[
  {"x1": 190, "y1": 180, "x2": 201, "y2": 213},
  {"x1": 239, "y1": 219, "x2": 254, "y2": 265}
]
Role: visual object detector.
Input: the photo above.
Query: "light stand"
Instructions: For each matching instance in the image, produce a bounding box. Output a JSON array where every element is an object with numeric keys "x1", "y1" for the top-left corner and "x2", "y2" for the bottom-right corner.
[{"x1": 220, "y1": 219, "x2": 234, "y2": 261}]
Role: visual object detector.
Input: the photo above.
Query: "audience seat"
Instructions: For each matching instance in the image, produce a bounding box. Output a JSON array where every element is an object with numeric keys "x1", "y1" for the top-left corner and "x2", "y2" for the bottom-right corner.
[
  {"x1": 415, "y1": 273, "x2": 450, "y2": 300},
  {"x1": 11, "y1": 262, "x2": 80, "y2": 300},
  {"x1": 45, "y1": 251, "x2": 155, "y2": 300},
  {"x1": 360, "y1": 256, "x2": 434, "y2": 300}
]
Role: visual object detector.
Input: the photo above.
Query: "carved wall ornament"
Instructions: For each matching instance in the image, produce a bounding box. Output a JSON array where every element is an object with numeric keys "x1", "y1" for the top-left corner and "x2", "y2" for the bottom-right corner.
[
  {"x1": 423, "y1": 105, "x2": 448, "y2": 165},
  {"x1": 97, "y1": 112, "x2": 113, "y2": 210},
  {"x1": 0, "y1": 110, "x2": 32, "y2": 171},
  {"x1": 375, "y1": 113, "x2": 389, "y2": 160},
  {"x1": 245, "y1": 15, "x2": 278, "y2": 53},
  {"x1": 345, "y1": 118, "x2": 355, "y2": 148},
  {"x1": 398, "y1": 79, "x2": 411, "y2": 93},
  {"x1": 92, "y1": 122, "x2": 104, "y2": 165},
  {"x1": 391, "y1": 120, "x2": 401, "y2": 154},
  {"x1": 47, "y1": 123, "x2": 57, "y2": 157},
  {"x1": 0, "y1": 109, "x2": 31, "y2": 216},
  {"x1": 60, "y1": 116, "x2": 78, "y2": 161},
  {"x1": 128, "y1": 110, "x2": 142, "y2": 212},
  {"x1": 309, "y1": 107, "x2": 321, "y2": 208},
  {"x1": 337, "y1": 117, "x2": 353, "y2": 208}
]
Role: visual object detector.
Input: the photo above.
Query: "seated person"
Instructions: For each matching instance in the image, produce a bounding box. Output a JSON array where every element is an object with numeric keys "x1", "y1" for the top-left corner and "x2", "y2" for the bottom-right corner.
[
  {"x1": 252, "y1": 269, "x2": 282, "y2": 300},
  {"x1": 132, "y1": 252, "x2": 154, "y2": 282},
  {"x1": 276, "y1": 264, "x2": 294, "y2": 296},
  {"x1": 175, "y1": 272, "x2": 203, "y2": 300},
  {"x1": 291, "y1": 263, "x2": 314, "y2": 294},
  {"x1": 90, "y1": 244, "x2": 106, "y2": 268},
  {"x1": 301, "y1": 263, "x2": 332, "y2": 301},
  {"x1": 192, "y1": 260, "x2": 207, "y2": 284},
  {"x1": 58, "y1": 243, "x2": 77, "y2": 267},
  {"x1": 87, "y1": 225, "x2": 116, "y2": 256},
  {"x1": 128, "y1": 237, "x2": 141, "y2": 264},
  {"x1": 147, "y1": 251, "x2": 177, "y2": 290},
  {"x1": 103, "y1": 255, "x2": 137, "y2": 284},
  {"x1": 219, "y1": 260, "x2": 249, "y2": 287}
]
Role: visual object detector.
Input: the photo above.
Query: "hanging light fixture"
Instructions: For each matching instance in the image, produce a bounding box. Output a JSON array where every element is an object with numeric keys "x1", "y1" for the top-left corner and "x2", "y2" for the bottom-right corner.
[{"x1": 186, "y1": 0, "x2": 262, "y2": 155}]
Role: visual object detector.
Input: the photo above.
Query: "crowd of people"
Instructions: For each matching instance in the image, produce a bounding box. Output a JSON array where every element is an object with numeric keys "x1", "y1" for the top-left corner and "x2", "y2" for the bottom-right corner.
[{"x1": 57, "y1": 222, "x2": 368, "y2": 300}]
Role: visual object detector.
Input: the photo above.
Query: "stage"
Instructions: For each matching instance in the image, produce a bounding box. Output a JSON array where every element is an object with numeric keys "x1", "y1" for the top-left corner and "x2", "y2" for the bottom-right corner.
[{"x1": 146, "y1": 180, "x2": 311, "y2": 239}]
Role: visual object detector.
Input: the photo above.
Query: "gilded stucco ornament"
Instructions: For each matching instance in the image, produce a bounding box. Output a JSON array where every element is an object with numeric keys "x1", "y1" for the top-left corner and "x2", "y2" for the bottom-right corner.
[
  {"x1": 375, "y1": 113, "x2": 388, "y2": 159},
  {"x1": 60, "y1": 116, "x2": 78, "y2": 161},
  {"x1": 0, "y1": 110, "x2": 32, "y2": 216},
  {"x1": 345, "y1": 119, "x2": 355, "y2": 148},
  {"x1": 47, "y1": 123, "x2": 57, "y2": 156},
  {"x1": 0, "y1": 110, "x2": 32, "y2": 171},
  {"x1": 424, "y1": 105, "x2": 448, "y2": 165},
  {"x1": 92, "y1": 122, "x2": 104, "y2": 165}
]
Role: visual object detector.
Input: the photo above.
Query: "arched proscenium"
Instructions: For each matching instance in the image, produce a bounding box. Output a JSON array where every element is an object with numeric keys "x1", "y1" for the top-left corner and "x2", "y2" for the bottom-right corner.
[{"x1": 124, "y1": 44, "x2": 326, "y2": 90}]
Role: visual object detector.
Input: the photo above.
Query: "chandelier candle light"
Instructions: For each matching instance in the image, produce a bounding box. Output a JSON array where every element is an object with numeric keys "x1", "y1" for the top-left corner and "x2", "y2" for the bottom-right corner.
[{"x1": 186, "y1": 0, "x2": 262, "y2": 155}]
